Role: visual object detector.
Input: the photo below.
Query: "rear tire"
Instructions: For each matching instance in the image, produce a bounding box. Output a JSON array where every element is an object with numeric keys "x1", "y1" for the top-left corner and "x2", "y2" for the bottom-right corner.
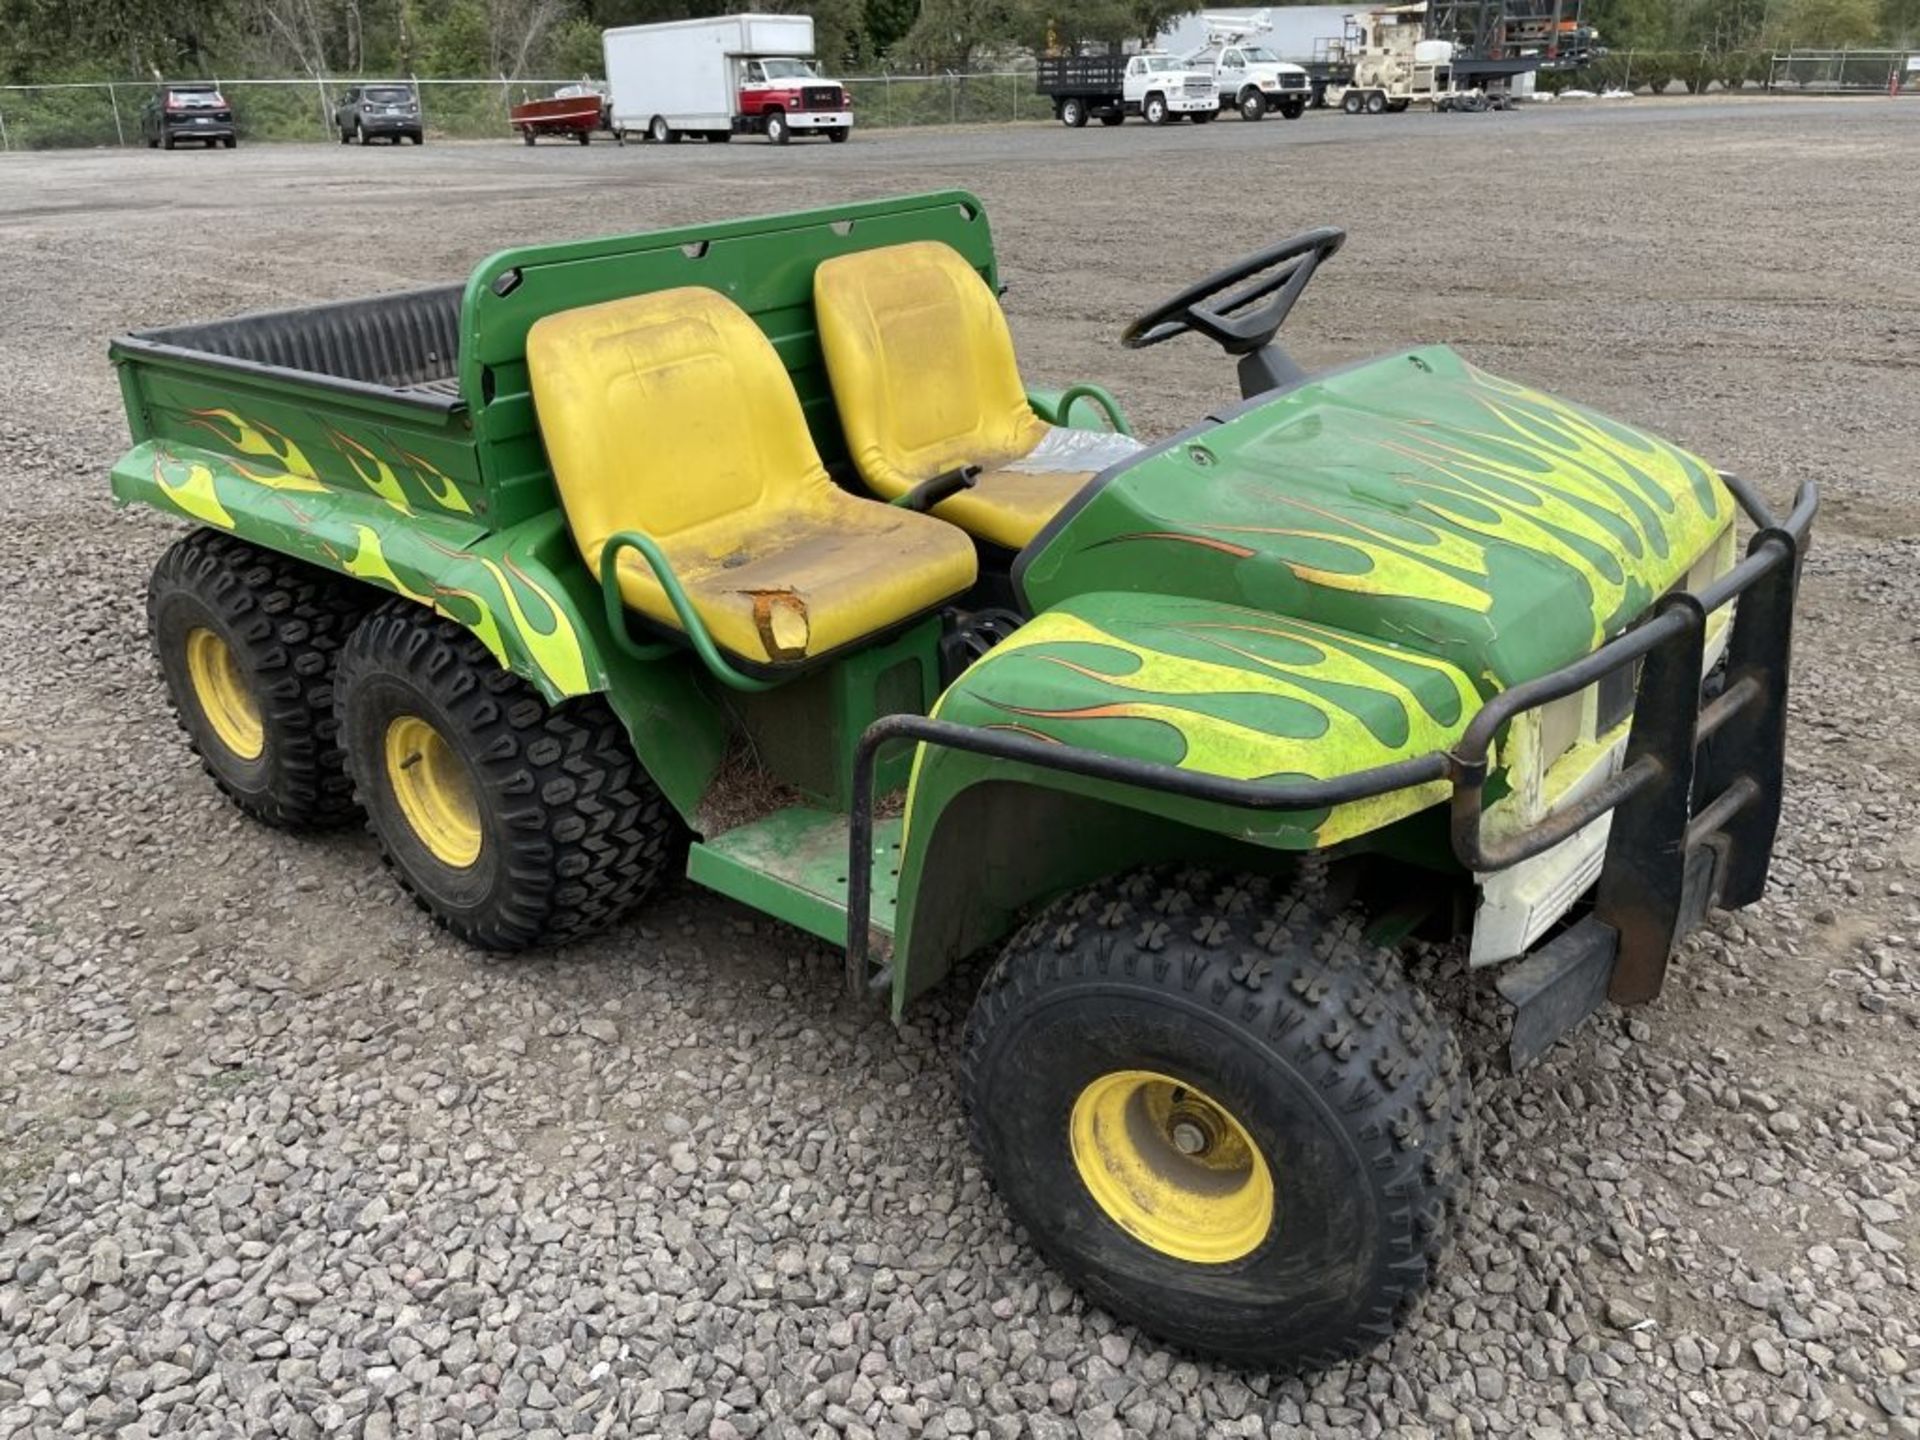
[
  {"x1": 521, "y1": 128, "x2": 535, "y2": 145},
  {"x1": 148, "y1": 531, "x2": 367, "y2": 830},
  {"x1": 1060, "y1": 97, "x2": 1088, "y2": 128},
  {"x1": 1099, "y1": 111, "x2": 1124, "y2": 126},
  {"x1": 1366, "y1": 91, "x2": 1388, "y2": 114},
  {"x1": 650, "y1": 115, "x2": 678, "y2": 144},
  {"x1": 335, "y1": 603, "x2": 680, "y2": 950},
  {"x1": 1341, "y1": 89, "x2": 1364, "y2": 114},
  {"x1": 962, "y1": 867, "x2": 1471, "y2": 1370}
]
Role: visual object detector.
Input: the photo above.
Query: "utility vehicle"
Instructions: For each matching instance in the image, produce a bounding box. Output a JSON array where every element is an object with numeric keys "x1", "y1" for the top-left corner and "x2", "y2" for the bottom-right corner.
[
  {"x1": 139, "y1": 83, "x2": 236, "y2": 150},
  {"x1": 333, "y1": 83, "x2": 423, "y2": 145},
  {"x1": 109, "y1": 192, "x2": 1814, "y2": 1370},
  {"x1": 1037, "y1": 53, "x2": 1220, "y2": 126},
  {"x1": 604, "y1": 14, "x2": 853, "y2": 145},
  {"x1": 1185, "y1": 12, "x2": 1314, "y2": 119}
]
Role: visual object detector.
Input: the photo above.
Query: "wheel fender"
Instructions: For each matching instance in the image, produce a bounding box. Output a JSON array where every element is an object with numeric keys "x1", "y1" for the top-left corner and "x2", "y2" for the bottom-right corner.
[
  {"x1": 888, "y1": 590, "x2": 1480, "y2": 1009},
  {"x1": 112, "y1": 439, "x2": 726, "y2": 817}
]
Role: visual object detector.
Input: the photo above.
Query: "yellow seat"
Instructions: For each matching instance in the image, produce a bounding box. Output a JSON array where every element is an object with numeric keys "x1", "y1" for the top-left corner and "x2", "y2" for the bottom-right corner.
[
  {"x1": 528, "y1": 286, "x2": 977, "y2": 668},
  {"x1": 814, "y1": 241, "x2": 1143, "y2": 550}
]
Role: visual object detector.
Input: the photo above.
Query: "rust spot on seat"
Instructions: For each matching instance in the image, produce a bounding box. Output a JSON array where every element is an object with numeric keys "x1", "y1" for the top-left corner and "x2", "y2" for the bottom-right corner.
[{"x1": 748, "y1": 589, "x2": 811, "y2": 660}]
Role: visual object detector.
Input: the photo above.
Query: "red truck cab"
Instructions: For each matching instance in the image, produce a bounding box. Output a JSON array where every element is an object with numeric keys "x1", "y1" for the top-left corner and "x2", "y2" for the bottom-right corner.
[{"x1": 736, "y1": 56, "x2": 853, "y2": 143}]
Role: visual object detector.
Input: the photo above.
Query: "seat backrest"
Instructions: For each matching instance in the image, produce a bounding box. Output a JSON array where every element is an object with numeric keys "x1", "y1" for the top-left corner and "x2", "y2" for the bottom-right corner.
[
  {"x1": 527, "y1": 286, "x2": 833, "y2": 569},
  {"x1": 814, "y1": 241, "x2": 1047, "y2": 498}
]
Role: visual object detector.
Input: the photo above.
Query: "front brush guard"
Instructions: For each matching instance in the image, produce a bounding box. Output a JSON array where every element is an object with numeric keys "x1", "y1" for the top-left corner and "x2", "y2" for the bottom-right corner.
[{"x1": 845, "y1": 476, "x2": 1818, "y2": 1058}]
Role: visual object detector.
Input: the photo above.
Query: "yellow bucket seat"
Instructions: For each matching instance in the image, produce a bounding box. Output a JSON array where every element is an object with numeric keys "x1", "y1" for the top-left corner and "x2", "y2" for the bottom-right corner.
[
  {"x1": 528, "y1": 286, "x2": 977, "y2": 669},
  {"x1": 814, "y1": 241, "x2": 1143, "y2": 551}
]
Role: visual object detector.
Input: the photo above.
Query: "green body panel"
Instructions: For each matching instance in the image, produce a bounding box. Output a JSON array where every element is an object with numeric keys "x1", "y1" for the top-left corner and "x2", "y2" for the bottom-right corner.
[
  {"x1": 887, "y1": 590, "x2": 1480, "y2": 1006},
  {"x1": 117, "y1": 356, "x2": 484, "y2": 520},
  {"x1": 688, "y1": 808, "x2": 903, "y2": 946},
  {"x1": 110, "y1": 439, "x2": 725, "y2": 817},
  {"x1": 1019, "y1": 347, "x2": 1731, "y2": 694}
]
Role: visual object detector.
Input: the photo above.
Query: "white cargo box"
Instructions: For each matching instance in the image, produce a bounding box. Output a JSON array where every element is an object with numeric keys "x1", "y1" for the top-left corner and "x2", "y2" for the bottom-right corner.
[{"x1": 603, "y1": 14, "x2": 818, "y2": 132}]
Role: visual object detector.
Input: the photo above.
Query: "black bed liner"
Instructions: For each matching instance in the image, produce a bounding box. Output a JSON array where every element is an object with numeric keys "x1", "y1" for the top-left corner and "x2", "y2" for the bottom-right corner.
[{"x1": 114, "y1": 284, "x2": 466, "y2": 413}]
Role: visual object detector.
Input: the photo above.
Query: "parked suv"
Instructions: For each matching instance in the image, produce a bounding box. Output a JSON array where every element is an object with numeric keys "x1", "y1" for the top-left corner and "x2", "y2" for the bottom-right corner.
[
  {"x1": 140, "y1": 83, "x2": 235, "y2": 150},
  {"x1": 334, "y1": 83, "x2": 423, "y2": 145}
]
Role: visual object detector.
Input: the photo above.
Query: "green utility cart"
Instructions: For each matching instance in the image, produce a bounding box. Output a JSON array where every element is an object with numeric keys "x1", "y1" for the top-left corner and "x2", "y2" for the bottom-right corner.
[{"x1": 109, "y1": 191, "x2": 1815, "y2": 1369}]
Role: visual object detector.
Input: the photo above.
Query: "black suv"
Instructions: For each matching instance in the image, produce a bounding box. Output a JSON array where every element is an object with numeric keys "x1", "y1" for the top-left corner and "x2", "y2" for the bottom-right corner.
[
  {"x1": 140, "y1": 83, "x2": 235, "y2": 150},
  {"x1": 333, "y1": 84, "x2": 424, "y2": 145}
]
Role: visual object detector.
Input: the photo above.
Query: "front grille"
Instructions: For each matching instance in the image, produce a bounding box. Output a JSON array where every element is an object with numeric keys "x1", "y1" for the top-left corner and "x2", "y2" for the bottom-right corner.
[
  {"x1": 1277, "y1": 74, "x2": 1308, "y2": 89},
  {"x1": 802, "y1": 86, "x2": 842, "y2": 110}
]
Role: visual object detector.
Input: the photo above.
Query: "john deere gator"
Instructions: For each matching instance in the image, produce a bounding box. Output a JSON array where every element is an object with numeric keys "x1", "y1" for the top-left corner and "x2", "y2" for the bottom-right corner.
[{"x1": 109, "y1": 191, "x2": 1815, "y2": 1368}]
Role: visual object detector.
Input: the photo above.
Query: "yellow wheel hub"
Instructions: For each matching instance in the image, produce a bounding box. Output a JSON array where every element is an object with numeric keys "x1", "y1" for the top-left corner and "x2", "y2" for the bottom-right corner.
[
  {"x1": 384, "y1": 715, "x2": 483, "y2": 868},
  {"x1": 184, "y1": 627, "x2": 264, "y2": 761},
  {"x1": 1069, "y1": 1069, "x2": 1275, "y2": 1264}
]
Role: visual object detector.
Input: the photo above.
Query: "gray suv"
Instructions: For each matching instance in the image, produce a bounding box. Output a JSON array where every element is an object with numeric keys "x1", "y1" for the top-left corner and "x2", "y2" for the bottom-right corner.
[{"x1": 334, "y1": 84, "x2": 423, "y2": 145}]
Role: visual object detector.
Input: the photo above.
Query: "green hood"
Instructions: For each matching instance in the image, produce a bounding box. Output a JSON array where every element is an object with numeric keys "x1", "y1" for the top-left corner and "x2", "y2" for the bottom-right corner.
[{"x1": 1017, "y1": 346, "x2": 1732, "y2": 692}]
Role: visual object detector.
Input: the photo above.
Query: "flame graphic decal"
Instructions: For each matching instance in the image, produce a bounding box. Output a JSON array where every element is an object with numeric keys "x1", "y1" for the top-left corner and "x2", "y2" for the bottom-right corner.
[{"x1": 153, "y1": 449, "x2": 234, "y2": 529}]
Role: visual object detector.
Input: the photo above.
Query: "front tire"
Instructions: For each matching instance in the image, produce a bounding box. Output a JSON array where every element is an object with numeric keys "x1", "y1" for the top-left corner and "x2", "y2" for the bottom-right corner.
[
  {"x1": 335, "y1": 603, "x2": 680, "y2": 950},
  {"x1": 1142, "y1": 93, "x2": 1169, "y2": 126},
  {"x1": 148, "y1": 531, "x2": 366, "y2": 830},
  {"x1": 826, "y1": 126, "x2": 849, "y2": 142},
  {"x1": 1239, "y1": 88, "x2": 1267, "y2": 121},
  {"x1": 765, "y1": 111, "x2": 790, "y2": 145},
  {"x1": 962, "y1": 868, "x2": 1471, "y2": 1370},
  {"x1": 1279, "y1": 98, "x2": 1306, "y2": 119}
]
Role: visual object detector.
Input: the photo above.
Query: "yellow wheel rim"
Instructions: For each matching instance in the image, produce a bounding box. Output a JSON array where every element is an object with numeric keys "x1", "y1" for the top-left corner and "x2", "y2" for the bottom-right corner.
[
  {"x1": 1069, "y1": 1069, "x2": 1275, "y2": 1264},
  {"x1": 184, "y1": 627, "x2": 264, "y2": 761},
  {"x1": 383, "y1": 715, "x2": 483, "y2": 868}
]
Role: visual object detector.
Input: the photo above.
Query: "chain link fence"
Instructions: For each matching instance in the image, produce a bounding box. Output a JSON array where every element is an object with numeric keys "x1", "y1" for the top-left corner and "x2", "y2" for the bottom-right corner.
[{"x1": 0, "y1": 72, "x2": 1053, "y2": 151}]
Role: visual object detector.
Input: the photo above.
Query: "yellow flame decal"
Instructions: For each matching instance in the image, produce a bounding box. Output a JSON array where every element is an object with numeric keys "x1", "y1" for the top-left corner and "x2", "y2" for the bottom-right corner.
[
  {"x1": 976, "y1": 610, "x2": 1471, "y2": 844},
  {"x1": 329, "y1": 429, "x2": 412, "y2": 514},
  {"x1": 479, "y1": 554, "x2": 589, "y2": 696},
  {"x1": 400, "y1": 449, "x2": 475, "y2": 516},
  {"x1": 187, "y1": 409, "x2": 321, "y2": 481},
  {"x1": 435, "y1": 588, "x2": 509, "y2": 667},
  {"x1": 154, "y1": 451, "x2": 234, "y2": 529},
  {"x1": 342, "y1": 525, "x2": 433, "y2": 605},
  {"x1": 229, "y1": 459, "x2": 328, "y2": 495}
]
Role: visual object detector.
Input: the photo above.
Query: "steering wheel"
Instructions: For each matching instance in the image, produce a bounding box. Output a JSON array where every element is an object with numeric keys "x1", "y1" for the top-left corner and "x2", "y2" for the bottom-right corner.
[{"x1": 1122, "y1": 227, "x2": 1346, "y2": 356}]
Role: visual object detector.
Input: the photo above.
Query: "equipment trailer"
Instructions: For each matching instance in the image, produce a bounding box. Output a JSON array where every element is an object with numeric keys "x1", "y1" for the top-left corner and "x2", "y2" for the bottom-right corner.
[{"x1": 109, "y1": 193, "x2": 1814, "y2": 1371}]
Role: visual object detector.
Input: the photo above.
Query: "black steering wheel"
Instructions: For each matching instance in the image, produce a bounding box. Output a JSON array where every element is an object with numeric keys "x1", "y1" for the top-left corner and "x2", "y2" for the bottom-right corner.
[{"x1": 1122, "y1": 227, "x2": 1346, "y2": 356}]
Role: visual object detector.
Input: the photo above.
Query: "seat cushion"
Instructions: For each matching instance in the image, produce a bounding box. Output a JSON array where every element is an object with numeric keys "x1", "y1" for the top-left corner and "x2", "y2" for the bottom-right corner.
[
  {"x1": 529, "y1": 285, "x2": 977, "y2": 668},
  {"x1": 937, "y1": 424, "x2": 1146, "y2": 550},
  {"x1": 611, "y1": 490, "x2": 977, "y2": 666},
  {"x1": 816, "y1": 242, "x2": 1142, "y2": 549}
]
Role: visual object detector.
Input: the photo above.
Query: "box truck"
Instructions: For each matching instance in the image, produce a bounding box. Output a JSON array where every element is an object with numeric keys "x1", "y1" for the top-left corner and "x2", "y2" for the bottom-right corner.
[{"x1": 603, "y1": 14, "x2": 853, "y2": 145}]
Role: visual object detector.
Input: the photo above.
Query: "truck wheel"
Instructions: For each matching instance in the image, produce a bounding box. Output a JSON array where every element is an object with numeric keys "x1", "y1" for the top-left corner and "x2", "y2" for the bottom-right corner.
[
  {"x1": 1366, "y1": 91, "x2": 1388, "y2": 114},
  {"x1": 339, "y1": 125, "x2": 351, "y2": 144},
  {"x1": 334, "y1": 603, "x2": 680, "y2": 950},
  {"x1": 1239, "y1": 88, "x2": 1267, "y2": 120},
  {"x1": 1280, "y1": 98, "x2": 1307, "y2": 119},
  {"x1": 1143, "y1": 93, "x2": 1169, "y2": 125},
  {"x1": 1099, "y1": 111, "x2": 1124, "y2": 126},
  {"x1": 1341, "y1": 89, "x2": 1364, "y2": 114},
  {"x1": 576, "y1": 130, "x2": 590, "y2": 145},
  {"x1": 650, "y1": 115, "x2": 679, "y2": 144},
  {"x1": 1388, "y1": 98, "x2": 1410, "y2": 113},
  {"x1": 1060, "y1": 97, "x2": 1088, "y2": 128},
  {"x1": 148, "y1": 531, "x2": 367, "y2": 830},
  {"x1": 962, "y1": 867, "x2": 1471, "y2": 1370},
  {"x1": 765, "y1": 111, "x2": 790, "y2": 145},
  {"x1": 827, "y1": 126, "x2": 849, "y2": 143}
]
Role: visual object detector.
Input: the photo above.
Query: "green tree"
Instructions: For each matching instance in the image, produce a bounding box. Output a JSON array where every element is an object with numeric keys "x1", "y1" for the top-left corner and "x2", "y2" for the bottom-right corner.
[
  {"x1": 1765, "y1": 0, "x2": 1882, "y2": 43},
  {"x1": 866, "y1": 0, "x2": 921, "y2": 56}
]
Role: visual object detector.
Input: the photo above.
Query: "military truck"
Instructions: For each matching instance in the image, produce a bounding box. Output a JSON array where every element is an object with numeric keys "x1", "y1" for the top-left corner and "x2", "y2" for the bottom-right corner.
[{"x1": 108, "y1": 192, "x2": 1814, "y2": 1369}]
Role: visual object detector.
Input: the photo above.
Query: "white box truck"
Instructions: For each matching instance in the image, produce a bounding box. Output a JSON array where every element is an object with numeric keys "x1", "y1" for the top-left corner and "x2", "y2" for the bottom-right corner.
[{"x1": 603, "y1": 14, "x2": 854, "y2": 146}]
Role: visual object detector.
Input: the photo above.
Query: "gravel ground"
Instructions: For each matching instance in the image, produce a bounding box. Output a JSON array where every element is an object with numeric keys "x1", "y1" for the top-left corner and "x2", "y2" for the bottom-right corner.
[{"x1": 2, "y1": 99, "x2": 1917, "y2": 1439}]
